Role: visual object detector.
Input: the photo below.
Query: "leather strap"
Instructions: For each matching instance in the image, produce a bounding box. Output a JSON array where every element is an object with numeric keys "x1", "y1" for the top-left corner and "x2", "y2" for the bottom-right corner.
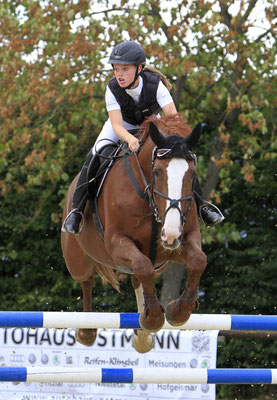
[
  {"x1": 123, "y1": 156, "x2": 146, "y2": 200},
  {"x1": 92, "y1": 197, "x2": 105, "y2": 241}
]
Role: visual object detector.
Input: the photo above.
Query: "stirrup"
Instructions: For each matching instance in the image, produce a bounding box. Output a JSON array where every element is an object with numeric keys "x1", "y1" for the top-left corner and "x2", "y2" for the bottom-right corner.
[
  {"x1": 61, "y1": 209, "x2": 84, "y2": 234},
  {"x1": 199, "y1": 201, "x2": 225, "y2": 226}
]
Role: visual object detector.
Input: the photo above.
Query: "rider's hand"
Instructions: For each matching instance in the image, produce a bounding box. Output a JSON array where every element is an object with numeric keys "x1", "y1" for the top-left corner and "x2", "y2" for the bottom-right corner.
[{"x1": 127, "y1": 136, "x2": 140, "y2": 152}]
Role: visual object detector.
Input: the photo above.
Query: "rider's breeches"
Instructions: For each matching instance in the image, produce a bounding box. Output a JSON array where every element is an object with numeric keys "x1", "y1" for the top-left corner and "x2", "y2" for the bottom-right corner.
[
  {"x1": 72, "y1": 118, "x2": 139, "y2": 211},
  {"x1": 92, "y1": 118, "x2": 139, "y2": 155}
]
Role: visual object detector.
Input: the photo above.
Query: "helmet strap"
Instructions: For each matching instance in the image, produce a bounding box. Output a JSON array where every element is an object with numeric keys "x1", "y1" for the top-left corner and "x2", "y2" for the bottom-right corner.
[{"x1": 125, "y1": 66, "x2": 140, "y2": 90}]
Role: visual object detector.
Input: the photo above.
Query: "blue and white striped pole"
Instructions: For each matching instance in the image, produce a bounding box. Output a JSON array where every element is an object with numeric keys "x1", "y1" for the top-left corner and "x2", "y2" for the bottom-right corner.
[
  {"x1": 0, "y1": 367, "x2": 277, "y2": 384},
  {"x1": 0, "y1": 312, "x2": 276, "y2": 331}
]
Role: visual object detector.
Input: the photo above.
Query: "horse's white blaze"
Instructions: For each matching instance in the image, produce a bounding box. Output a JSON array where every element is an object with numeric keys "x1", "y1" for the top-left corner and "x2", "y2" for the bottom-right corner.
[{"x1": 161, "y1": 159, "x2": 189, "y2": 245}]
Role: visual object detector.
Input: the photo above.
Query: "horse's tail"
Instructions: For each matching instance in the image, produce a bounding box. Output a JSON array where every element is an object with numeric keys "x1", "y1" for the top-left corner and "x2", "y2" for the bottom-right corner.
[{"x1": 95, "y1": 265, "x2": 120, "y2": 292}]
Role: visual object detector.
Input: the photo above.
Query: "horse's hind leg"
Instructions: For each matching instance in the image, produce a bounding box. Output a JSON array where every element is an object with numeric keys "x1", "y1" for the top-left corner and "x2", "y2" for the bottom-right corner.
[
  {"x1": 75, "y1": 273, "x2": 98, "y2": 346},
  {"x1": 131, "y1": 275, "x2": 155, "y2": 353}
]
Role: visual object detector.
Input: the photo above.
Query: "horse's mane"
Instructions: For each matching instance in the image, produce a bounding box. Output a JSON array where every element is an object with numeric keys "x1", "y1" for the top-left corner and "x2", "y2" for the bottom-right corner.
[{"x1": 138, "y1": 114, "x2": 192, "y2": 142}]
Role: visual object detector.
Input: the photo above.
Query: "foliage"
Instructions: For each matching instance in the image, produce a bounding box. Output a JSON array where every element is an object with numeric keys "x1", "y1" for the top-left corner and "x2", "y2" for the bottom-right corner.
[
  {"x1": 0, "y1": 1, "x2": 277, "y2": 398},
  {"x1": 200, "y1": 154, "x2": 277, "y2": 398}
]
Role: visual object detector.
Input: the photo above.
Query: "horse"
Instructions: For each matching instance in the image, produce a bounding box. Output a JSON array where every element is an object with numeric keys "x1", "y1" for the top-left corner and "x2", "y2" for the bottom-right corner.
[{"x1": 61, "y1": 114, "x2": 207, "y2": 353}]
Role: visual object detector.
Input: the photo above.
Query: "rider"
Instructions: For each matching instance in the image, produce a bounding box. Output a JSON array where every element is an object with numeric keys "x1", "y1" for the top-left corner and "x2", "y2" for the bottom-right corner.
[{"x1": 62, "y1": 41, "x2": 224, "y2": 235}]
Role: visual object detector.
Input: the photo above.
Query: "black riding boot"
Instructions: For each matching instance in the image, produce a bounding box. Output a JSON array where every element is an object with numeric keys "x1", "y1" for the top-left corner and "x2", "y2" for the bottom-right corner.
[
  {"x1": 62, "y1": 151, "x2": 99, "y2": 234},
  {"x1": 194, "y1": 177, "x2": 224, "y2": 227}
]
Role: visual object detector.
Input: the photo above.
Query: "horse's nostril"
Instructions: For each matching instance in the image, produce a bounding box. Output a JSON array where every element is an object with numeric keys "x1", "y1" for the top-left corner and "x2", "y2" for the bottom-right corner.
[{"x1": 162, "y1": 238, "x2": 181, "y2": 250}]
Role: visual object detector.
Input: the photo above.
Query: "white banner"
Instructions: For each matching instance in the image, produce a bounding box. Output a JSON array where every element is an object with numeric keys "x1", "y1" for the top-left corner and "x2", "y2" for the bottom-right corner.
[{"x1": 0, "y1": 327, "x2": 218, "y2": 400}]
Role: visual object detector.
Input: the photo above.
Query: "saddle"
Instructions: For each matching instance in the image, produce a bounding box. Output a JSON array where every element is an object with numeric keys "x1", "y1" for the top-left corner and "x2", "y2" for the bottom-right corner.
[{"x1": 88, "y1": 129, "x2": 140, "y2": 197}]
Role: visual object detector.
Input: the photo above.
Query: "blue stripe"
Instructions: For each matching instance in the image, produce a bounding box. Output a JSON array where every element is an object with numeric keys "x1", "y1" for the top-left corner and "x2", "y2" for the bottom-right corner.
[
  {"x1": 231, "y1": 315, "x2": 277, "y2": 331},
  {"x1": 0, "y1": 367, "x2": 27, "y2": 382},
  {"x1": 102, "y1": 368, "x2": 133, "y2": 383},
  {"x1": 207, "y1": 369, "x2": 272, "y2": 384},
  {"x1": 120, "y1": 313, "x2": 140, "y2": 329},
  {"x1": 0, "y1": 312, "x2": 44, "y2": 328}
]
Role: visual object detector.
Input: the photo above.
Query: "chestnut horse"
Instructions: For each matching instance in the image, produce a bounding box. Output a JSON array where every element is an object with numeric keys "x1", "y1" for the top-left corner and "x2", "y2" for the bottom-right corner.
[{"x1": 61, "y1": 115, "x2": 206, "y2": 353}]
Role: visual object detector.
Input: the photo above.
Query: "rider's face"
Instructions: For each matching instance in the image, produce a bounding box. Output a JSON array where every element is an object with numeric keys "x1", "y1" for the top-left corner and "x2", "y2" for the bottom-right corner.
[{"x1": 113, "y1": 64, "x2": 141, "y2": 89}]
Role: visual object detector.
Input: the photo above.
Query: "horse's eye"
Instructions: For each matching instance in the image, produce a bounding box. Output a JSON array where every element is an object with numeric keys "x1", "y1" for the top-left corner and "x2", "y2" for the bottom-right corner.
[{"x1": 153, "y1": 169, "x2": 161, "y2": 178}]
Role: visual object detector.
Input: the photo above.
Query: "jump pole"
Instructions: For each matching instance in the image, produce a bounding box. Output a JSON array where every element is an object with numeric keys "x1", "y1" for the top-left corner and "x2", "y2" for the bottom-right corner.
[
  {"x1": 0, "y1": 312, "x2": 277, "y2": 331},
  {"x1": 0, "y1": 367, "x2": 277, "y2": 384}
]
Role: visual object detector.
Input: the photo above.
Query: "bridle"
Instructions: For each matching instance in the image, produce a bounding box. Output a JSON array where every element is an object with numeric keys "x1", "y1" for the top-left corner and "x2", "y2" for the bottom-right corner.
[
  {"x1": 152, "y1": 185, "x2": 194, "y2": 225},
  {"x1": 133, "y1": 145, "x2": 197, "y2": 228},
  {"x1": 151, "y1": 146, "x2": 196, "y2": 226}
]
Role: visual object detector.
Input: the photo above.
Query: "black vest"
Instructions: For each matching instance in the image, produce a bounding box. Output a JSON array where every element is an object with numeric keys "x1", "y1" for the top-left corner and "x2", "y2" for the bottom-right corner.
[{"x1": 108, "y1": 70, "x2": 161, "y2": 126}]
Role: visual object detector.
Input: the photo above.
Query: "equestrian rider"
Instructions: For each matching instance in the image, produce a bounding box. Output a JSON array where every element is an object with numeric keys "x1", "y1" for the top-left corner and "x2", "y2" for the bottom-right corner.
[{"x1": 62, "y1": 41, "x2": 224, "y2": 235}]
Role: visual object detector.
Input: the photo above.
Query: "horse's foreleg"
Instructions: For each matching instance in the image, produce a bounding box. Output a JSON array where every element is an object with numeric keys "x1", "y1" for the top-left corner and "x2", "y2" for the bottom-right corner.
[
  {"x1": 165, "y1": 235, "x2": 206, "y2": 326},
  {"x1": 131, "y1": 275, "x2": 155, "y2": 353},
  {"x1": 107, "y1": 234, "x2": 164, "y2": 333},
  {"x1": 75, "y1": 273, "x2": 98, "y2": 346}
]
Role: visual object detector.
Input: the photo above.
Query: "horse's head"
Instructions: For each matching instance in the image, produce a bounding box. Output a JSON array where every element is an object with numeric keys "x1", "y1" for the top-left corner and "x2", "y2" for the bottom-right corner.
[{"x1": 149, "y1": 121, "x2": 202, "y2": 250}]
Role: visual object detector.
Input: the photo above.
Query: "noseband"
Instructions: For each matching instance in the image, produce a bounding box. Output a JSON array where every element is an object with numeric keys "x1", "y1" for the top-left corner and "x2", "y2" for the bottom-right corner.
[
  {"x1": 152, "y1": 189, "x2": 194, "y2": 225},
  {"x1": 150, "y1": 147, "x2": 196, "y2": 226}
]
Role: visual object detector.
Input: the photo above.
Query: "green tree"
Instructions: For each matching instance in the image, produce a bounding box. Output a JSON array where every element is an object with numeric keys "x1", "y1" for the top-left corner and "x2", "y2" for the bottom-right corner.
[{"x1": 0, "y1": 2, "x2": 277, "y2": 397}]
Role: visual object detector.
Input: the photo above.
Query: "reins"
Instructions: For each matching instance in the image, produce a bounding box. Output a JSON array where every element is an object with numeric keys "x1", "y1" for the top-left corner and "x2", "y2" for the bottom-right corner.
[
  {"x1": 131, "y1": 147, "x2": 196, "y2": 227},
  {"x1": 133, "y1": 152, "x2": 160, "y2": 221},
  {"x1": 93, "y1": 136, "x2": 197, "y2": 229}
]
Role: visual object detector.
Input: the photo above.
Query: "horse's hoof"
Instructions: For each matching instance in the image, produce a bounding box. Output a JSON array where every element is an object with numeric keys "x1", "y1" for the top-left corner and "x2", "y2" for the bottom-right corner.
[
  {"x1": 139, "y1": 311, "x2": 165, "y2": 333},
  {"x1": 132, "y1": 330, "x2": 155, "y2": 353},
  {"x1": 75, "y1": 328, "x2": 97, "y2": 346},
  {"x1": 165, "y1": 300, "x2": 192, "y2": 327}
]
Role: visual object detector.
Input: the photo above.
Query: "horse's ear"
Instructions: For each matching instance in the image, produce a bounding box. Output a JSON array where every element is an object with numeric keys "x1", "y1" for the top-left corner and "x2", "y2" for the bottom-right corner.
[
  {"x1": 185, "y1": 122, "x2": 202, "y2": 150},
  {"x1": 149, "y1": 122, "x2": 166, "y2": 147}
]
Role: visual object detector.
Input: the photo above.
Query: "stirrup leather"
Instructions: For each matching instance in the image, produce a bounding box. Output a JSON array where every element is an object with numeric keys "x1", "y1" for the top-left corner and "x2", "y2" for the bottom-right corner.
[
  {"x1": 199, "y1": 200, "x2": 225, "y2": 225},
  {"x1": 61, "y1": 209, "x2": 84, "y2": 234}
]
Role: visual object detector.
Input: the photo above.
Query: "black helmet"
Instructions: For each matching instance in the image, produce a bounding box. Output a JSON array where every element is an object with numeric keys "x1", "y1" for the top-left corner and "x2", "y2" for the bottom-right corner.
[{"x1": 108, "y1": 41, "x2": 146, "y2": 66}]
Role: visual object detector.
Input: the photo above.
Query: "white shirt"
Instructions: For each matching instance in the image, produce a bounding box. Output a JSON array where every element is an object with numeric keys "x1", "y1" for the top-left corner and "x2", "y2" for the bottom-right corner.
[
  {"x1": 93, "y1": 76, "x2": 173, "y2": 153},
  {"x1": 105, "y1": 75, "x2": 173, "y2": 112}
]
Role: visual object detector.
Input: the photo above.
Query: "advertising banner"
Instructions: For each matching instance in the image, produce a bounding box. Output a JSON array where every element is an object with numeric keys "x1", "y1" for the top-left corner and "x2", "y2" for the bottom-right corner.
[{"x1": 0, "y1": 327, "x2": 218, "y2": 400}]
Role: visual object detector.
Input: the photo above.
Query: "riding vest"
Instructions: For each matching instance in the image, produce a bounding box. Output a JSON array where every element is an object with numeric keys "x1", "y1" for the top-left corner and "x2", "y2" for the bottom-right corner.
[{"x1": 108, "y1": 70, "x2": 161, "y2": 126}]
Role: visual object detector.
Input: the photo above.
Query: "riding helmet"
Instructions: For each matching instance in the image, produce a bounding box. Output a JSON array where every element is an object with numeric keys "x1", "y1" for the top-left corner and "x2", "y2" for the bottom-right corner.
[{"x1": 108, "y1": 41, "x2": 146, "y2": 66}]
